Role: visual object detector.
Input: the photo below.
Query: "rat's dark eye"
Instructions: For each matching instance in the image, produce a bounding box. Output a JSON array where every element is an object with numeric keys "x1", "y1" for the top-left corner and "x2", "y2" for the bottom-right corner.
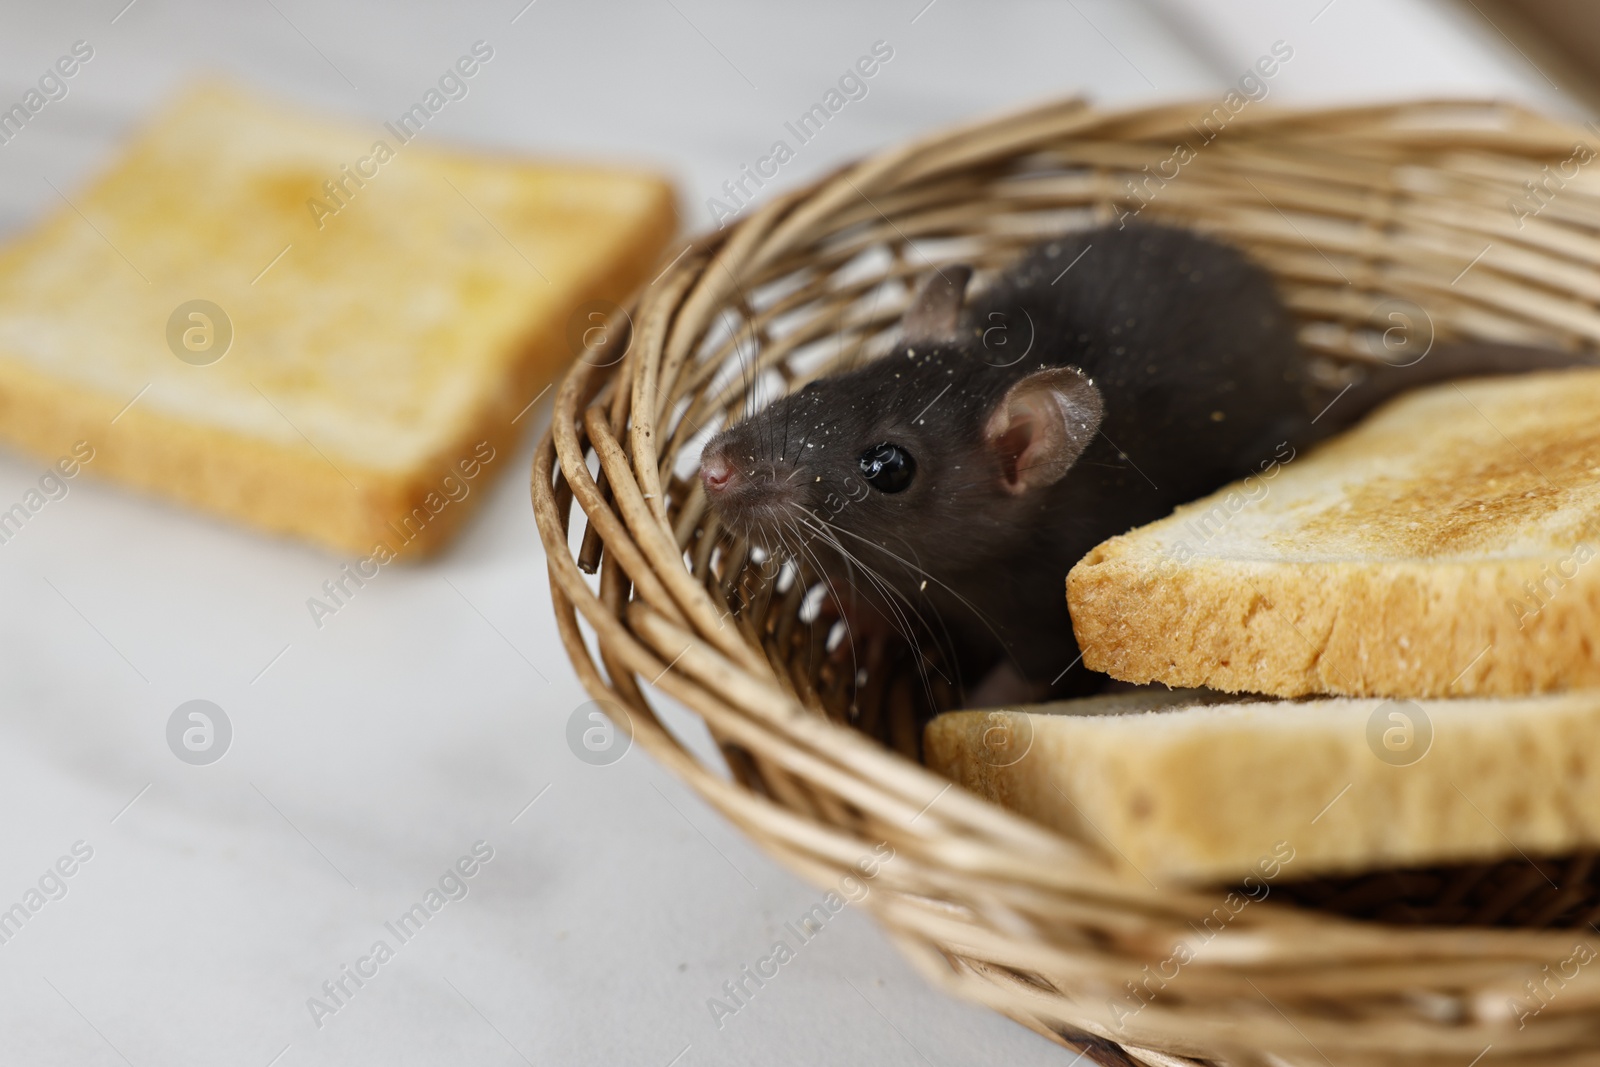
[{"x1": 858, "y1": 443, "x2": 915, "y2": 493}]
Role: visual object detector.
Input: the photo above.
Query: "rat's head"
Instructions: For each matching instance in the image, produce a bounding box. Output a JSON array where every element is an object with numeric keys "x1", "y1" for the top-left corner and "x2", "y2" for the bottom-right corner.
[{"x1": 700, "y1": 267, "x2": 1105, "y2": 582}]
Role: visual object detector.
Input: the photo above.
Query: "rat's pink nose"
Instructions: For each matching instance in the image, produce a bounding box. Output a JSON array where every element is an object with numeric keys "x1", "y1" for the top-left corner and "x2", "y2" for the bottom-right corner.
[{"x1": 701, "y1": 456, "x2": 734, "y2": 493}]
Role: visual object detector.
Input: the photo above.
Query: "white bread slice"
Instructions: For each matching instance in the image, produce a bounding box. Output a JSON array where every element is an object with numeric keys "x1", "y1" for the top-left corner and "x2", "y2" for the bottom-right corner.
[
  {"x1": 0, "y1": 83, "x2": 676, "y2": 556},
  {"x1": 925, "y1": 689, "x2": 1600, "y2": 885},
  {"x1": 1067, "y1": 368, "x2": 1600, "y2": 698}
]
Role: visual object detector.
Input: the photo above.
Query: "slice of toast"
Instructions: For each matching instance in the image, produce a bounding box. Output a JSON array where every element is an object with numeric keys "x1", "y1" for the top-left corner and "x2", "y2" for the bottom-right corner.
[
  {"x1": 1067, "y1": 368, "x2": 1600, "y2": 698},
  {"x1": 0, "y1": 83, "x2": 676, "y2": 556},
  {"x1": 925, "y1": 689, "x2": 1600, "y2": 885}
]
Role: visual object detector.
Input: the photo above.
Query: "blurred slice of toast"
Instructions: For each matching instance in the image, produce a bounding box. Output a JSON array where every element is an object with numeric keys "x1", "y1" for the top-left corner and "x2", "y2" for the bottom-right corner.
[
  {"x1": 1068, "y1": 368, "x2": 1600, "y2": 698},
  {"x1": 925, "y1": 689, "x2": 1600, "y2": 885},
  {"x1": 0, "y1": 82, "x2": 676, "y2": 556}
]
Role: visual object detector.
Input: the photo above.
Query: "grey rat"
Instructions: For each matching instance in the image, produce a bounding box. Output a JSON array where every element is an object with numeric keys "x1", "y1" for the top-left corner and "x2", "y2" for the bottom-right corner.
[{"x1": 699, "y1": 223, "x2": 1587, "y2": 701}]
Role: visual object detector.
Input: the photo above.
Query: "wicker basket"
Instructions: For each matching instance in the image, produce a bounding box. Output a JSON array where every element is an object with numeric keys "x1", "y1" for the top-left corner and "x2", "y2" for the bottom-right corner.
[{"x1": 532, "y1": 97, "x2": 1600, "y2": 1065}]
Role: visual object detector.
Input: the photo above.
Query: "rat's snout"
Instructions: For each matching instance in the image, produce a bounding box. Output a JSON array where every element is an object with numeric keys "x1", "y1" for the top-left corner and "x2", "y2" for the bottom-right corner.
[
  {"x1": 700, "y1": 452, "x2": 736, "y2": 494},
  {"x1": 699, "y1": 440, "x2": 773, "y2": 500},
  {"x1": 698, "y1": 437, "x2": 801, "y2": 540}
]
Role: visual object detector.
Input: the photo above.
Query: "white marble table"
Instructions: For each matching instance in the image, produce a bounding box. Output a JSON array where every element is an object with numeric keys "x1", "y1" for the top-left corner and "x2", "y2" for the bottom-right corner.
[{"x1": 0, "y1": 1, "x2": 1572, "y2": 1063}]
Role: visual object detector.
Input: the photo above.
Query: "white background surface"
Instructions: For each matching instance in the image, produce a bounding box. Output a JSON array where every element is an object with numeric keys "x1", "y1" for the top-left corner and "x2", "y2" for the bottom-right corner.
[{"x1": 0, "y1": 1, "x2": 1576, "y2": 1064}]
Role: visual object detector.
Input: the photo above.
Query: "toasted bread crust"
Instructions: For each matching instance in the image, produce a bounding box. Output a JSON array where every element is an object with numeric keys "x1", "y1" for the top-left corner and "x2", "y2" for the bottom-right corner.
[
  {"x1": 1069, "y1": 552, "x2": 1600, "y2": 697},
  {"x1": 1067, "y1": 369, "x2": 1600, "y2": 697},
  {"x1": 0, "y1": 84, "x2": 677, "y2": 557},
  {"x1": 926, "y1": 689, "x2": 1600, "y2": 884}
]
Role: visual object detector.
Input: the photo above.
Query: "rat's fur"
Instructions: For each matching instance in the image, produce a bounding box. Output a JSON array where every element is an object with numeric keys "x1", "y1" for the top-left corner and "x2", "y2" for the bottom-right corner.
[{"x1": 701, "y1": 223, "x2": 1587, "y2": 700}]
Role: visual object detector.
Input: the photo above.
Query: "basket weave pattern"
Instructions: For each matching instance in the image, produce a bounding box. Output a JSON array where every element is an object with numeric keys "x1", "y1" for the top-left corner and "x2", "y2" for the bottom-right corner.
[{"x1": 532, "y1": 98, "x2": 1600, "y2": 1065}]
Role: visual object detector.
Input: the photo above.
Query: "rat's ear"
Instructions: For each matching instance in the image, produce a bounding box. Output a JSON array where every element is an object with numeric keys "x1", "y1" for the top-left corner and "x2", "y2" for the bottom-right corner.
[
  {"x1": 902, "y1": 266, "x2": 972, "y2": 342},
  {"x1": 984, "y1": 367, "x2": 1104, "y2": 494}
]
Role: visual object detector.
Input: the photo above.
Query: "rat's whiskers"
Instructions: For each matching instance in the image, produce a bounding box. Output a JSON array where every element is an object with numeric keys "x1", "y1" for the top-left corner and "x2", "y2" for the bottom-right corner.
[
  {"x1": 794, "y1": 512, "x2": 951, "y2": 704},
  {"x1": 810, "y1": 513, "x2": 1011, "y2": 662}
]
